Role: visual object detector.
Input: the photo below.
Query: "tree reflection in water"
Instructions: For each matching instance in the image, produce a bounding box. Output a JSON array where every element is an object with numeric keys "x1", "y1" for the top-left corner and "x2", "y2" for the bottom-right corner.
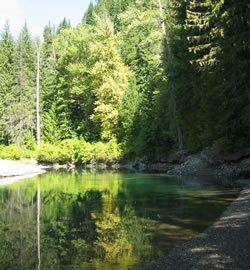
[{"x1": 0, "y1": 171, "x2": 239, "y2": 270}]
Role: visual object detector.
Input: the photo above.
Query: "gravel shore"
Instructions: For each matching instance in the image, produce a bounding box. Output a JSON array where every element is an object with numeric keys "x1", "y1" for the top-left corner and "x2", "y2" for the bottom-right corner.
[
  {"x1": 142, "y1": 180, "x2": 250, "y2": 270},
  {"x1": 0, "y1": 160, "x2": 46, "y2": 185}
]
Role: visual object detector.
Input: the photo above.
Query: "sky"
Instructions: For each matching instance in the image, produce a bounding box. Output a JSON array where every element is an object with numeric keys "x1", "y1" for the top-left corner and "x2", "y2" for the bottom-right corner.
[{"x1": 0, "y1": 0, "x2": 92, "y2": 38}]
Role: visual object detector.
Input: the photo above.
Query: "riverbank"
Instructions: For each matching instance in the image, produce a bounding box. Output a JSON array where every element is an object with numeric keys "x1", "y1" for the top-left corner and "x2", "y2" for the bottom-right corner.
[
  {"x1": 0, "y1": 160, "x2": 46, "y2": 186},
  {"x1": 142, "y1": 180, "x2": 250, "y2": 270},
  {"x1": 123, "y1": 149, "x2": 250, "y2": 179}
]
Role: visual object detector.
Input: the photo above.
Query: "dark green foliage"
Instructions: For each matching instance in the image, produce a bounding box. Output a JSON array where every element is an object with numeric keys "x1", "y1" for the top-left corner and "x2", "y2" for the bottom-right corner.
[
  {"x1": 83, "y1": 2, "x2": 96, "y2": 25},
  {"x1": 180, "y1": 0, "x2": 250, "y2": 151},
  {"x1": 57, "y1": 18, "x2": 71, "y2": 33}
]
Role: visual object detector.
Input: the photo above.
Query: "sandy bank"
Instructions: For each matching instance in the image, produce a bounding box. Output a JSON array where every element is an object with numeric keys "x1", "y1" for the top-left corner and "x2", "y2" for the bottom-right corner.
[{"x1": 0, "y1": 160, "x2": 46, "y2": 186}]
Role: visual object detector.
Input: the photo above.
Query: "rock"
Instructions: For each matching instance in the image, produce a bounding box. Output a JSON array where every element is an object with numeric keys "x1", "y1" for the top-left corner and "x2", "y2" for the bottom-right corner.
[
  {"x1": 167, "y1": 154, "x2": 208, "y2": 176},
  {"x1": 218, "y1": 148, "x2": 250, "y2": 162},
  {"x1": 145, "y1": 162, "x2": 173, "y2": 172},
  {"x1": 167, "y1": 150, "x2": 192, "y2": 164},
  {"x1": 200, "y1": 148, "x2": 222, "y2": 165},
  {"x1": 53, "y1": 163, "x2": 67, "y2": 170},
  {"x1": 97, "y1": 163, "x2": 107, "y2": 170},
  {"x1": 121, "y1": 158, "x2": 147, "y2": 171}
]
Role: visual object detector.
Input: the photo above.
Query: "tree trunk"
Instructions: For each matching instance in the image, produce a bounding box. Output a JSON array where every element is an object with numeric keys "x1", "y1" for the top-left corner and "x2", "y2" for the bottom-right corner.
[
  {"x1": 36, "y1": 41, "x2": 41, "y2": 146},
  {"x1": 37, "y1": 181, "x2": 41, "y2": 270}
]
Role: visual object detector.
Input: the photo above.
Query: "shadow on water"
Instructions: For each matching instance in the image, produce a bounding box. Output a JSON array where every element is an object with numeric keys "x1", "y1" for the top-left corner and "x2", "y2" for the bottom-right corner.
[
  {"x1": 0, "y1": 171, "x2": 240, "y2": 270},
  {"x1": 143, "y1": 188, "x2": 250, "y2": 270}
]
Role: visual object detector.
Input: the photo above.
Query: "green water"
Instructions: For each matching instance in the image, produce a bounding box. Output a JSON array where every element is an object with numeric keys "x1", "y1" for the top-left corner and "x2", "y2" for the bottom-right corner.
[{"x1": 0, "y1": 171, "x2": 239, "y2": 270}]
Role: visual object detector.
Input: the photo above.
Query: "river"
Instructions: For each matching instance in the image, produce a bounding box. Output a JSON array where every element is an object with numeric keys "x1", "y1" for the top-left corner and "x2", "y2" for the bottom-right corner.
[{"x1": 0, "y1": 171, "x2": 240, "y2": 270}]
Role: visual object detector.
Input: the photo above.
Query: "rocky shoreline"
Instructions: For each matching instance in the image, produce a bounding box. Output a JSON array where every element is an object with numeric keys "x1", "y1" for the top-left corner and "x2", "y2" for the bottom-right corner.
[
  {"x1": 1, "y1": 149, "x2": 249, "y2": 185},
  {"x1": 122, "y1": 149, "x2": 250, "y2": 179}
]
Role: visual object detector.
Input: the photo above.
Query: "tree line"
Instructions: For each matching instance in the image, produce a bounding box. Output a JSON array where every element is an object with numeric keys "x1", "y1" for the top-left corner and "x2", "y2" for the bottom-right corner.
[{"x1": 0, "y1": 0, "x2": 249, "y2": 160}]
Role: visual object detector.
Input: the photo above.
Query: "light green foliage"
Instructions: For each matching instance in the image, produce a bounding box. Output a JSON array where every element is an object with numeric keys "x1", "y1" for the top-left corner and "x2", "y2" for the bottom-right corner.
[
  {"x1": 92, "y1": 139, "x2": 122, "y2": 162},
  {"x1": 90, "y1": 15, "x2": 131, "y2": 140},
  {"x1": 23, "y1": 132, "x2": 37, "y2": 151},
  {"x1": 36, "y1": 143, "x2": 60, "y2": 163},
  {"x1": 36, "y1": 139, "x2": 122, "y2": 164},
  {"x1": 0, "y1": 145, "x2": 23, "y2": 160}
]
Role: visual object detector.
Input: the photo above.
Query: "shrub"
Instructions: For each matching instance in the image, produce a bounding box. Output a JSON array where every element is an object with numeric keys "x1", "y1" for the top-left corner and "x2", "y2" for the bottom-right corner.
[
  {"x1": 0, "y1": 144, "x2": 24, "y2": 160},
  {"x1": 92, "y1": 139, "x2": 122, "y2": 163},
  {"x1": 36, "y1": 143, "x2": 59, "y2": 163},
  {"x1": 57, "y1": 138, "x2": 81, "y2": 164},
  {"x1": 0, "y1": 138, "x2": 123, "y2": 165},
  {"x1": 106, "y1": 139, "x2": 122, "y2": 160},
  {"x1": 92, "y1": 141, "x2": 109, "y2": 162},
  {"x1": 23, "y1": 132, "x2": 37, "y2": 151},
  {"x1": 77, "y1": 140, "x2": 94, "y2": 164}
]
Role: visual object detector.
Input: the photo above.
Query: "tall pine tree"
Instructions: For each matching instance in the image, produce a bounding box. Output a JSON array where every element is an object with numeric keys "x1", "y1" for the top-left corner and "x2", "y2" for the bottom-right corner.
[{"x1": 5, "y1": 24, "x2": 36, "y2": 145}]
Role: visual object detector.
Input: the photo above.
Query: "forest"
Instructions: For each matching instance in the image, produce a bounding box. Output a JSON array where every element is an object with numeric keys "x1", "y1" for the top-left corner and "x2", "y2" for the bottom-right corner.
[{"x1": 0, "y1": 0, "x2": 249, "y2": 164}]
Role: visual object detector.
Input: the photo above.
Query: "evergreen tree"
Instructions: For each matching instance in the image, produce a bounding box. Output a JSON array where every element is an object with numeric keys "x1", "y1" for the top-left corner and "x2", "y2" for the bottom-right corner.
[
  {"x1": 0, "y1": 0, "x2": 248, "y2": 156},
  {"x1": 0, "y1": 22, "x2": 16, "y2": 144},
  {"x1": 5, "y1": 24, "x2": 36, "y2": 145},
  {"x1": 40, "y1": 24, "x2": 59, "y2": 142},
  {"x1": 55, "y1": 24, "x2": 100, "y2": 141},
  {"x1": 83, "y1": 2, "x2": 96, "y2": 25},
  {"x1": 213, "y1": 0, "x2": 250, "y2": 150},
  {"x1": 119, "y1": 0, "x2": 169, "y2": 156},
  {"x1": 57, "y1": 18, "x2": 71, "y2": 34}
]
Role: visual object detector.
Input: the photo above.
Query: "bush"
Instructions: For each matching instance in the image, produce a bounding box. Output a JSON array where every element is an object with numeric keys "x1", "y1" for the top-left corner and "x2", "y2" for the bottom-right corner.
[
  {"x1": 57, "y1": 139, "x2": 81, "y2": 164},
  {"x1": 92, "y1": 141, "x2": 109, "y2": 162},
  {"x1": 77, "y1": 140, "x2": 94, "y2": 164},
  {"x1": 23, "y1": 132, "x2": 37, "y2": 151},
  {"x1": 36, "y1": 143, "x2": 59, "y2": 163},
  {"x1": 0, "y1": 144, "x2": 24, "y2": 160},
  {"x1": 106, "y1": 139, "x2": 122, "y2": 160},
  {"x1": 1, "y1": 138, "x2": 123, "y2": 165},
  {"x1": 92, "y1": 139, "x2": 122, "y2": 162}
]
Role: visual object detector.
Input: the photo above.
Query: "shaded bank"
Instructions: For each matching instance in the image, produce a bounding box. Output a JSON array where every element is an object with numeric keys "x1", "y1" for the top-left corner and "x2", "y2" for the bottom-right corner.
[
  {"x1": 123, "y1": 150, "x2": 250, "y2": 179},
  {"x1": 142, "y1": 180, "x2": 250, "y2": 270}
]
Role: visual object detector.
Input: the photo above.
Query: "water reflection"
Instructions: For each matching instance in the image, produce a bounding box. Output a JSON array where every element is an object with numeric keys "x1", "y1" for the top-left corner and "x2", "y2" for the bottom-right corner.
[{"x1": 0, "y1": 172, "x2": 239, "y2": 270}]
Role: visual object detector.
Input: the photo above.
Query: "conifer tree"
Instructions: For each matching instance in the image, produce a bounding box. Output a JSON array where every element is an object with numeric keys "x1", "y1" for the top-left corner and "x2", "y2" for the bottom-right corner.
[
  {"x1": 214, "y1": 0, "x2": 250, "y2": 149},
  {"x1": 40, "y1": 24, "x2": 59, "y2": 142},
  {"x1": 119, "y1": 0, "x2": 169, "y2": 155},
  {"x1": 0, "y1": 22, "x2": 16, "y2": 144},
  {"x1": 83, "y1": 2, "x2": 96, "y2": 25},
  {"x1": 5, "y1": 24, "x2": 36, "y2": 144},
  {"x1": 57, "y1": 18, "x2": 71, "y2": 34},
  {"x1": 54, "y1": 24, "x2": 100, "y2": 141}
]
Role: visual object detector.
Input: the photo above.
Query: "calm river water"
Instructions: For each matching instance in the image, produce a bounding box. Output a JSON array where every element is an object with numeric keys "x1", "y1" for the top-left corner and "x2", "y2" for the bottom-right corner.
[{"x1": 0, "y1": 171, "x2": 239, "y2": 270}]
